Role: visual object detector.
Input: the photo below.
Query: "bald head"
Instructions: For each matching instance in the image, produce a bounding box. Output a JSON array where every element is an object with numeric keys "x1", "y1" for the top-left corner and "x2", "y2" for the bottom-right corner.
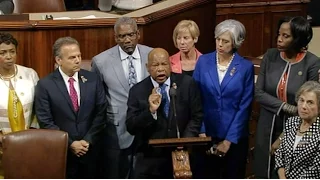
[
  {"x1": 147, "y1": 48, "x2": 171, "y2": 84},
  {"x1": 148, "y1": 48, "x2": 169, "y2": 63}
]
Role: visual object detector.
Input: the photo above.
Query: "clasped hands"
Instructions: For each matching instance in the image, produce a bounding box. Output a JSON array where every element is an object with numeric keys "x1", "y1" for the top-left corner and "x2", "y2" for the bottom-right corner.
[
  {"x1": 149, "y1": 87, "x2": 162, "y2": 113},
  {"x1": 206, "y1": 139, "x2": 231, "y2": 158},
  {"x1": 70, "y1": 140, "x2": 90, "y2": 157}
]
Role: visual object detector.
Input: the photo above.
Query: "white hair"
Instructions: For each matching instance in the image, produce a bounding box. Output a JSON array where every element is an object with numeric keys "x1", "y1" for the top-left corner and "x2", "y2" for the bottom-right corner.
[{"x1": 215, "y1": 19, "x2": 246, "y2": 49}]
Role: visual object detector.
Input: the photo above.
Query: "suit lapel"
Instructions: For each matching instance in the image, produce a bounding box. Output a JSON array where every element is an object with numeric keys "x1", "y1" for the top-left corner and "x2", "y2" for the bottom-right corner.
[
  {"x1": 52, "y1": 69, "x2": 76, "y2": 115},
  {"x1": 77, "y1": 70, "x2": 87, "y2": 117},
  {"x1": 220, "y1": 53, "x2": 240, "y2": 92},
  {"x1": 208, "y1": 53, "x2": 220, "y2": 94},
  {"x1": 110, "y1": 46, "x2": 130, "y2": 92}
]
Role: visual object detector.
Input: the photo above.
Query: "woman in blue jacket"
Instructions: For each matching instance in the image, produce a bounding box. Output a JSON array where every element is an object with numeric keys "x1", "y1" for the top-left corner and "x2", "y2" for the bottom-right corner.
[{"x1": 193, "y1": 19, "x2": 254, "y2": 178}]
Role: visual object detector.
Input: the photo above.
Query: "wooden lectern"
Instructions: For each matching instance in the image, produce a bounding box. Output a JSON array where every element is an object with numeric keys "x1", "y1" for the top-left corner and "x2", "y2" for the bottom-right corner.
[{"x1": 149, "y1": 137, "x2": 211, "y2": 179}]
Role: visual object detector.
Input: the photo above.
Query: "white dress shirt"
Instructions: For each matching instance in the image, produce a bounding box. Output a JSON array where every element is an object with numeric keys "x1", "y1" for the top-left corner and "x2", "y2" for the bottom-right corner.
[
  {"x1": 58, "y1": 67, "x2": 80, "y2": 105},
  {"x1": 150, "y1": 77, "x2": 171, "y2": 120},
  {"x1": 119, "y1": 46, "x2": 142, "y2": 82}
]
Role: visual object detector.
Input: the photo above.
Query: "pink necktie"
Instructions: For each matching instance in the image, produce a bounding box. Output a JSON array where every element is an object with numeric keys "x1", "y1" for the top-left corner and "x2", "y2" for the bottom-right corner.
[{"x1": 68, "y1": 77, "x2": 79, "y2": 111}]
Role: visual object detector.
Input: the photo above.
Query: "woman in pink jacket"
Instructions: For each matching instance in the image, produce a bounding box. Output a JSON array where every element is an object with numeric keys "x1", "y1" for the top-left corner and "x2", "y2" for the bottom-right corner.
[{"x1": 170, "y1": 20, "x2": 202, "y2": 76}]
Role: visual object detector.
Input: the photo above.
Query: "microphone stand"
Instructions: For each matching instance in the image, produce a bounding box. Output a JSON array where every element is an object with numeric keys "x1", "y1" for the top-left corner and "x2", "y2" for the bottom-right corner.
[{"x1": 169, "y1": 86, "x2": 180, "y2": 138}]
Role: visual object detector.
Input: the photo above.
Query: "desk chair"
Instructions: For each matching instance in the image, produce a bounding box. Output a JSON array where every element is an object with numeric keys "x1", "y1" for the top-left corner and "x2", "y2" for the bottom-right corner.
[
  {"x1": 13, "y1": 0, "x2": 66, "y2": 13},
  {"x1": 2, "y1": 129, "x2": 68, "y2": 178}
]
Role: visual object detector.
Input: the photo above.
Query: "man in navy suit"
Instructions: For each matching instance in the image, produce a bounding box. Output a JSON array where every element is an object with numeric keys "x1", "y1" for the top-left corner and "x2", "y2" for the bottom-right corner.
[
  {"x1": 35, "y1": 37, "x2": 107, "y2": 178},
  {"x1": 126, "y1": 48, "x2": 203, "y2": 178}
]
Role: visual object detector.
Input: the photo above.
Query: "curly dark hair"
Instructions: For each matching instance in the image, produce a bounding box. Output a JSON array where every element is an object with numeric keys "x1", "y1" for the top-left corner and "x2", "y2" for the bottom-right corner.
[{"x1": 0, "y1": 32, "x2": 18, "y2": 49}]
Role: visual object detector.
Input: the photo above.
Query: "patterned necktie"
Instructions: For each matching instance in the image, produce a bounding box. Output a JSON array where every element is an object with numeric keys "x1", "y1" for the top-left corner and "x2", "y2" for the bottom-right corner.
[
  {"x1": 68, "y1": 77, "x2": 79, "y2": 111},
  {"x1": 128, "y1": 55, "x2": 137, "y2": 87},
  {"x1": 160, "y1": 84, "x2": 169, "y2": 118}
]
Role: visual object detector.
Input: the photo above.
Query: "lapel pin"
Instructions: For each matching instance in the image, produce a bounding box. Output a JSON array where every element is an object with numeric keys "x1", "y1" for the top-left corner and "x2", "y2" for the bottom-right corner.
[
  {"x1": 298, "y1": 71, "x2": 303, "y2": 76},
  {"x1": 80, "y1": 76, "x2": 87, "y2": 83},
  {"x1": 230, "y1": 67, "x2": 236, "y2": 76}
]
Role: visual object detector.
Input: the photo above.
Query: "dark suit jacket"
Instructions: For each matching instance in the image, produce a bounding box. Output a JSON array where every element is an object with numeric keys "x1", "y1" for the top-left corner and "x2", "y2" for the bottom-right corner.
[
  {"x1": 126, "y1": 73, "x2": 203, "y2": 177},
  {"x1": 35, "y1": 69, "x2": 107, "y2": 147}
]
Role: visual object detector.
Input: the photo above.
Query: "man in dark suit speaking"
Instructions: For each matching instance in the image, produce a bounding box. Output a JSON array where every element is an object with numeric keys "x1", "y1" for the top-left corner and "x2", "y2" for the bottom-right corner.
[
  {"x1": 34, "y1": 37, "x2": 107, "y2": 178},
  {"x1": 126, "y1": 48, "x2": 203, "y2": 178}
]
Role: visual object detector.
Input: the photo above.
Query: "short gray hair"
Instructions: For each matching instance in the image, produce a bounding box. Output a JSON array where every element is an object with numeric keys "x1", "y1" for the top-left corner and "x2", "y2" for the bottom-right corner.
[
  {"x1": 114, "y1": 16, "x2": 138, "y2": 34},
  {"x1": 295, "y1": 81, "x2": 320, "y2": 111},
  {"x1": 215, "y1": 19, "x2": 246, "y2": 50},
  {"x1": 53, "y1": 37, "x2": 79, "y2": 58}
]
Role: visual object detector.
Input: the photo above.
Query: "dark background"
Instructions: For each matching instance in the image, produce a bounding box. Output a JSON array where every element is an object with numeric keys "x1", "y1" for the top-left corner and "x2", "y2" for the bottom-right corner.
[{"x1": 308, "y1": 0, "x2": 320, "y2": 26}]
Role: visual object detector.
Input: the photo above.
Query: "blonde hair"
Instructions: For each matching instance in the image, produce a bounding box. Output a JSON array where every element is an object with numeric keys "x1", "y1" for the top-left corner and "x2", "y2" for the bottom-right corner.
[{"x1": 172, "y1": 20, "x2": 200, "y2": 48}]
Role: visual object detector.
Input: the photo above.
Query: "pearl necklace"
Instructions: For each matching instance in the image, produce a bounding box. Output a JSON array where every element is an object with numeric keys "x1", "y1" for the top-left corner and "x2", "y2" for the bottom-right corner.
[
  {"x1": 0, "y1": 65, "x2": 18, "y2": 119},
  {"x1": 216, "y1": 53, "x2": 235, "y2": 72}
]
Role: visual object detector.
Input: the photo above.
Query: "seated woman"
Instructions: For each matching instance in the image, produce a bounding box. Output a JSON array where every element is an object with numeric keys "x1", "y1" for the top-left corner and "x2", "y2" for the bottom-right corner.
[
  {"x1": 275, "y1": 81, "x2": 320, "y2": 179},
  {"x1": 170, "y1": 20, "x2": 202, "y2": 76}
]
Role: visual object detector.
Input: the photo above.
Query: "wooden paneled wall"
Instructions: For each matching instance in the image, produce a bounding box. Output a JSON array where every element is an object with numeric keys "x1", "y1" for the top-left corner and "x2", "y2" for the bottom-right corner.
[
  {"x1": 216, "y1": 0, "x2": 309, "y2": 57},
  {"x1": 0, "y1": 0, "x2": 215, "y2": 78}
]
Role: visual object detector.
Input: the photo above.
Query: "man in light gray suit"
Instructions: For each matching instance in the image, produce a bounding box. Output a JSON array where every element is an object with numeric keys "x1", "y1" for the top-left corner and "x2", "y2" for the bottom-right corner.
[{"x1": 91, "y1": 16, "x2": 152, "y2": 178}]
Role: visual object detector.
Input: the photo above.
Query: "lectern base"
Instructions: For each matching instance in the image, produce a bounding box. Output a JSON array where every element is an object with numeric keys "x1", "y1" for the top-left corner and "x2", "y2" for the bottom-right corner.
[{"x1": 172, "y1": 149, "x2": 192, "y2": 179}]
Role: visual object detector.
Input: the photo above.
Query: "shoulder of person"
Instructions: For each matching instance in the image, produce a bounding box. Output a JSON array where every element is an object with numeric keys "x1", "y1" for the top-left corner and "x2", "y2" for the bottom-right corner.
[
  {"x1": 285, "y1": 116, "x2": 300, "y2": 130},
  {"x1": 137, "y1": 44, "x2": 153, "y2": 52},
  {"x1": 37, "y1": 71, "x2": 55, "y2": 86},
  {"x1": 169, "y1": 52, "x2": 181, "y2": 68},
  {"x1": 79, "y1": 69, "x2": 99, "y2": 79},
  {"x1": 16, "y1": 64, "x2": 36, "y2": 73},
  {"x1": 305, "y1": 51, "x2": 320, "y2": 63},
  {"x1": 260, "y1": 48, "x2": 279, "y2": 63},
  {"x1": 92, "y1": 45, "x2": 118, "y2": 63},
  {"x1": 196, "y1": 51, "x2": 215, "y2": 63},
  {"x1": 170, "y1": 51, "x2": 180, "y2": 60},
  {"x1": 264, "y1": 48, "x2": 279, "y2": 55},
  {"x1": 237, "y1": 54, "x2": 254, "y2": 66},
  {"x1": 263, "y1": 48, "x2": 279, "y2": 57},
  {"x1": 128, "y1": 76, "x2": 150, "y2": 94},
  {"x1": 17, "y1": 65, "x2": 39, "y2": 78}
]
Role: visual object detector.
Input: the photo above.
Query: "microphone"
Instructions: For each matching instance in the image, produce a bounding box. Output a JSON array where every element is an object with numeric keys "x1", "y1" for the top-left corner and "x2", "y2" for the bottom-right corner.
[{"x1": 169, "y1": 83, "x2": 180, "y2": 138}]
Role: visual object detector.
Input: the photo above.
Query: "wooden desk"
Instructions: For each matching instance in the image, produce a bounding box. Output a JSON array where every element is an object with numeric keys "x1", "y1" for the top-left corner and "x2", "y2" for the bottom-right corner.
[{"x1": 0, "y1": 0, "x2": 215, "y2": 78}]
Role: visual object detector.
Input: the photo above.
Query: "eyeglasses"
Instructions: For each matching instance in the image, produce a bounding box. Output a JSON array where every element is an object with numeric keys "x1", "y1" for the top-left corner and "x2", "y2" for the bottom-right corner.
[{"x1": 117, "y1": 32, "x2": 137, "y2": 40}]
